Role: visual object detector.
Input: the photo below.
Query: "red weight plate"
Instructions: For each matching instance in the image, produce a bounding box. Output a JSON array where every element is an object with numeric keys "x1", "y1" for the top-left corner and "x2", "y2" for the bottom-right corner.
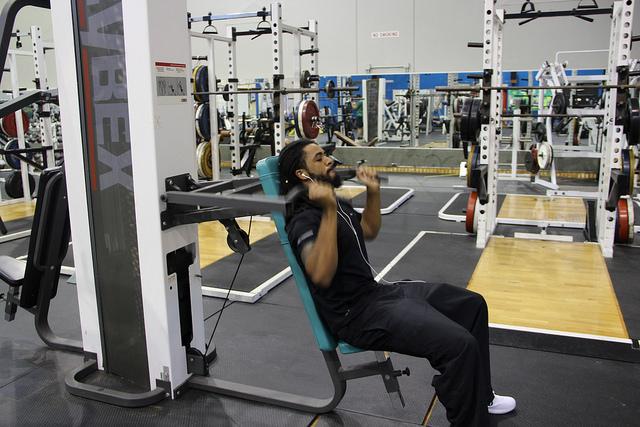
[
  {"x1": 615, "y1": 198, "x2": 629, "y2": 244},
  {"x1": 465, "y1": 191, "x2": 478, "y2": 234},
  {"x1": 1, "y1": 111, "x2": 29, "y2": 138},
  {"x1": 297, "y1": 100, "x2": 320, "y2": 139}
]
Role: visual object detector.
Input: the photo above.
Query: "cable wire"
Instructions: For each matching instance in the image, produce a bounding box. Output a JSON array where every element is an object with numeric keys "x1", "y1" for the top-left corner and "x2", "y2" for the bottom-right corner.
[{"x1": 205, "y1": 216, "x2": 253, "y2": 354}]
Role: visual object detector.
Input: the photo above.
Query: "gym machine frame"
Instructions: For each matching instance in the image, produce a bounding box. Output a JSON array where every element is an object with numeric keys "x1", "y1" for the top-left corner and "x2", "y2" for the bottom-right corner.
[
  {"x1": 452, "y1": 0, "x2": 635, "y2": 256},
  {"x1": 34, "y1": 0, "x2": 408, "y2": 412}
]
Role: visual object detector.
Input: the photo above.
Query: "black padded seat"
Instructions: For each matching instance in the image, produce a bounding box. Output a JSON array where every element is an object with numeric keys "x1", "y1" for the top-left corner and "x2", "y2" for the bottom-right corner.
[{"x1": 0, "y1": 254, "x2": 25, "y2": 287}]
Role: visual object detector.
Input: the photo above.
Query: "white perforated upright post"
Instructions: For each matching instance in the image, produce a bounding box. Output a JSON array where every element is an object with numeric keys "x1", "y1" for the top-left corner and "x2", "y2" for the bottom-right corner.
[
  {"x1": 409, "y1": 74, "x2": 420, "y2": 147},
  {"x1": 293, "y1": 32, "x2": 302, "y2": 107},
  {"x1": 511, "y1": 108, "x2": 520, "y2": 178},
  {"x1": 207, "y1": 35, "x2": 221, "y2": 180},
  {"x1": 308, "y1": 19, "x2": 318, "y2": 104},
  {"x1": 227, "y1": 26, "x2": 241, "y2": 173},
  {"x1": 271, "y1": 3, "x2": 285, "y2": 154},
  {"x1": 31, "y1": 25, "x2": 55, "y2": 170},
  {"x1": 476, "y1": 0, "x2": 504, "y2": 249},
  {"x1": 596, "y1": 0, "x2": 634, "y2": 258},
  {"x1": 8, "y1": 53, "x2": 31, "y2": 202}
]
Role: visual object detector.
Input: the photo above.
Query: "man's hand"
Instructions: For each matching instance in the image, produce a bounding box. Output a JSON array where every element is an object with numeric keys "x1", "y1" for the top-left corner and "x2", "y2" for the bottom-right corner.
[
  {"x1": 308, "y1": 181, "x2": 337, "y2": 210},
  {"x1": 357, "y1": 165, "x2": 380, "y2": 193}
]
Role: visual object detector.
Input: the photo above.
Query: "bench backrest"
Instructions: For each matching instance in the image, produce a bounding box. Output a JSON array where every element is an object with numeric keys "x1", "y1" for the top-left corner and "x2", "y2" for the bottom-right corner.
[
  {"x1": 20, "y1": 167, "x2": 71, "y2": 308},
  {"x1": 257, "y1": 156, "x2": 337, "y2": 352}
]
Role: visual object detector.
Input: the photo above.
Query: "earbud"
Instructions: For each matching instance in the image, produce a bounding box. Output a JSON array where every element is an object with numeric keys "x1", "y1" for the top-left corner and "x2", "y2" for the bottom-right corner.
[{"x1": 301, "y1": 173, "x2": 315, "y2": 183}]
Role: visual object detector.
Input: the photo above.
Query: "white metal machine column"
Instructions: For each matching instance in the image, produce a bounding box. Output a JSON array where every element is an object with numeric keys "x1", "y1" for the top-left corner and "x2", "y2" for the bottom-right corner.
[{"x1": 51, "y1": 0, "x2": 205, "y2": 403}]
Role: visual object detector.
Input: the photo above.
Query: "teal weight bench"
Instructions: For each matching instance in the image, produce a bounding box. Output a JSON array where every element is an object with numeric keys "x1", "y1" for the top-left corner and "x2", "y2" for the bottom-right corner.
[{"x1": 254, "y1": 156, "x2": 408, "y2": 412}]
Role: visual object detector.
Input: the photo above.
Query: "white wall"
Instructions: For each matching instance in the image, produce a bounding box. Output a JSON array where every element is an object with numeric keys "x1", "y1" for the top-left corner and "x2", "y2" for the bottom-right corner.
[
  {"x1": 1, "y1": 0, "x2": 640, "y2": 89},
  {"x1": 186, "y1": 0, "x2": 640, "y2": 78}
]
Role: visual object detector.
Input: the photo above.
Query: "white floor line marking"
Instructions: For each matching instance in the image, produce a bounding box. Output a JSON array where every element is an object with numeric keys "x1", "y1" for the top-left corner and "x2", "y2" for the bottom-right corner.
[
  {"x1": 489, "y1": 323, "x2": 632, "y2": 344},
  {"x1": 375, "y1": 231, "x2": 426, "y2": 281},
  {"x1": 421, "y1": 230, "x2": 470, "y2": 237}
]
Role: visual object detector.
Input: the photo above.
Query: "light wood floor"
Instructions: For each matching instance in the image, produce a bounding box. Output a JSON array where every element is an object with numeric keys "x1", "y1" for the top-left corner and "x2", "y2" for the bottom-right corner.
[
  {"x1": 468, "y1": 237, "x2": 628, "y2": 339},
  {"x1": 198, "y1": 219, "x2": 275, "y2": 268},
  {"x1": 336, "y1": 185, "x2": 366, "y2": 199},
  {"x1": 497, "y1": 194, "x2": 585, "y2": 224},
  {"x1": 0, "y1": 200, "x2": 36, "y2": 222}
]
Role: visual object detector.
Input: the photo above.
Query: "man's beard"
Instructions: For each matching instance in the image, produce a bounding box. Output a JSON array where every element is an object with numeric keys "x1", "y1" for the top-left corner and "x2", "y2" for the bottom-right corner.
[{"x1": 308, "y1": 170, "x2": 343, "y2": 188}]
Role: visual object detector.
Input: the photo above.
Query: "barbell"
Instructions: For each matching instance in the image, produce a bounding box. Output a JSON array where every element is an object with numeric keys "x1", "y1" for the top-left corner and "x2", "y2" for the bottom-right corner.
[
  {"x1": 436, "y1": 84, "x2": 640, "y2": 92},
  {"x1": 194, "y1": 79, "x2": 358, "y2": 101},
  {"x1": 457, "y1": 96, "x2": 640, "y2": 146}
]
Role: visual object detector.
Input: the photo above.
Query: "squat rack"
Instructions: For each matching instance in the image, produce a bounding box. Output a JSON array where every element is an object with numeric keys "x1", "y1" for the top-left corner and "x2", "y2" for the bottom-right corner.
[{"x1": 453, "y1": 0, "x2": 635, "y2": 257}]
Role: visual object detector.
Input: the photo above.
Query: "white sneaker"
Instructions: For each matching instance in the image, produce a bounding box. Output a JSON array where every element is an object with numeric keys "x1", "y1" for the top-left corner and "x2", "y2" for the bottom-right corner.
[{"x1": 488, "y1": 393, "x2": 516, "y2": 415}]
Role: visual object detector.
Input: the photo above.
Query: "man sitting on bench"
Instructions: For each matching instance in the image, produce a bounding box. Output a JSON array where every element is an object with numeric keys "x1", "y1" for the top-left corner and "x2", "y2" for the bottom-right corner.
[{"x1": 278, "y1": 139, "x2": 516, "y2": 427}]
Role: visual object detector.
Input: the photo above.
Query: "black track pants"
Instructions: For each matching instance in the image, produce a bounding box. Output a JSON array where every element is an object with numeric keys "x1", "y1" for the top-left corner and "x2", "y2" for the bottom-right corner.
[{"x1": 338, "y1": 282, "x2": 493, "y2": 427}]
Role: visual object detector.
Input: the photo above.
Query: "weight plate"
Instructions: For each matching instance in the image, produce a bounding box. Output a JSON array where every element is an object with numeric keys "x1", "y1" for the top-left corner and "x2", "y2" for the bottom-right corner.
[
  {"x1": 532, "y1": 121, "x2": 547, "y2": 143},
  {"x1": 300, "y1": 70, "x2": 311, "y2": 89},
  {"x1": 195, "y1": 103, "x2": 211, "y2": 141},
  {"x1": 468, "y1": 98, "x2": 482, "y2": 141},
  {"x1": 551, "y1": 92, "x2": 567, "y2": 115},
  {"x1": 196, "y1": 140, "x2": 213, "y2": 179},
  {"x1": 325, "y1": 80, "x2": 336, "y2": 99},
  {"x1": 222, "y1": 83, "x2": 230, "y2": 102},
  {"x1": 195, "y1": 65, "x2": 209, "y2": 103},
  {"x1": 0, "y1": 111, "x2": 30, "y2": 138},
  {"x1": 295, "y1": 99, "x2": 320, "y2": 139},
  {"x1": 201, "y1": 140, "x2": 212, "y2": 178},
  {"x1": 615, "y1": 197, "x2": 634, "y2": 244},
  {"x1": 620, "y1": 149, "x2": 635, "y2": 196},
  {"x1": 627, "y1": 97, "x2": 640, "y2": 146},
  {"x1": 3, "y1": 139, "x2": 31, "y2": 170},
  {"x1": 465, "y1": 191, "x2": 479, "y2": 234},
  {"x1": 4, "y1": 171, "x2": 36, "y2": 199},
  {"x1": 524, "y1": 144, "x2": 541, "y2": 175},
  {"x1": 536, "y1": 142, "x2": 553, "y2": 170},
  {"x1": 466, "y1": 145, "x2": 480, "y2": 188},
  {"x1": 195, "y1": 142, "x2": 205, "y2": 178},
  {"x1": 459, "y1": 97, "x2": 473, "y2": 141},
  {"x1": 192, "y1": 65, "x2": 203, "y2": 103}
]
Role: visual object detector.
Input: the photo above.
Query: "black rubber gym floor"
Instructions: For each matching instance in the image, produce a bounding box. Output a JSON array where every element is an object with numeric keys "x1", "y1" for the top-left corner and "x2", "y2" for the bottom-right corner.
[
  {"x1": 201, "y1": 234, "x2": 289, "y2": 293},
  {"x1": 1, "y1": 175, "x2": 639, "y2": 426}
]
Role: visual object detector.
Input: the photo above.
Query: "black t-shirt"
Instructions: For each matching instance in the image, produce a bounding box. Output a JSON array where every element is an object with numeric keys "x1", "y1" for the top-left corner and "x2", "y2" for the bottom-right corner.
[{"x1": 286, "y1": 198, "x2": 378, "y2": 334}]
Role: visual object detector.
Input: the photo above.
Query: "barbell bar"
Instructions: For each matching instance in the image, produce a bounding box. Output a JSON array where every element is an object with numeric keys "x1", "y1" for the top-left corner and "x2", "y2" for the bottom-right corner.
[
  {"x1": 436, "y1": 84, "x2": 640, "y2": 92},
  {"x1": 454, "y1": 112, "x2": 604, "y2": 119},
  {"x1": 194, "y1": 81, "x2": 358, "y2": 101}
]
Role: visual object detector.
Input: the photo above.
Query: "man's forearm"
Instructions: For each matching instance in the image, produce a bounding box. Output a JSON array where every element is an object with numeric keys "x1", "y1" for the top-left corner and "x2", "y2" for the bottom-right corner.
[
  {"x1": 303, "y1": 208, "x2": 338, "y2": 288},
  {"x1": 361, "y1": 188, "x2": 381, "y2": 239}
]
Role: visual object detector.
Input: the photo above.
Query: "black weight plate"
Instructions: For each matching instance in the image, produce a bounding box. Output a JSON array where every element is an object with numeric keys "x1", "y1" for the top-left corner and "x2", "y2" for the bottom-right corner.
[
  {"x1": 196, "y1": 103, "x2": 211, "y2": 141},
  {"x1": 460, "y1": 98, "x2": 473, "y2": 141},
  {"x1": 619, "y1": 149, "x2": 635, "y2": 196},
  {"x1": 196, "y1": 65, "x2": 209, "y2": 103},
  {"x1": 300, "y1": 70, "x2": 311, "y2": 88},
  {"x1": 532, "y1": 122, "x2": 547, "y2": 142},
  {"x1": 3, "y1": 139, "x2": 31, "y2": 170},
  {"x1": 5, "y1": 171, "x2": 36, "y2": 199},
  {"x1": 466, "y1": 144, "x2": 480, "y2": 188},
  {"x1": 551, "y1": 92, "x2": 567, "y2": 115},
  {"x1": 626, "y1": 97, "x2": 640, "y2": 146}
]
